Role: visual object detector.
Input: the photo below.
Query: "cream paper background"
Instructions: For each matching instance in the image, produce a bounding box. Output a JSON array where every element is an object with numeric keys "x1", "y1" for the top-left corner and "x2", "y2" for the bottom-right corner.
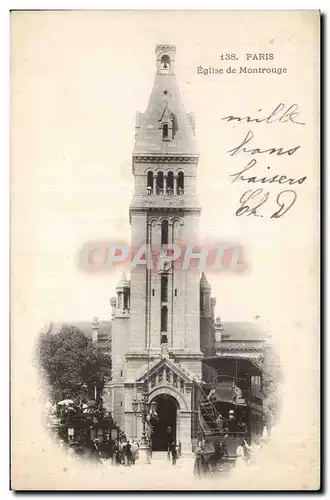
[{"x1": 10, "y1": 10, "x2": 320, "y2": 490}]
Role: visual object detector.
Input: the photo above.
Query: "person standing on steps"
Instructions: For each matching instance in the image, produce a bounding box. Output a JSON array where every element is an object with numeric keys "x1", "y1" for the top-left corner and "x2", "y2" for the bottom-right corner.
[
  {"x1": 170, "y1": 441, "x2": 178, "y2": 466},
  {"x1": 167, "y1": 426, "x2": 172, "y2": 461}
]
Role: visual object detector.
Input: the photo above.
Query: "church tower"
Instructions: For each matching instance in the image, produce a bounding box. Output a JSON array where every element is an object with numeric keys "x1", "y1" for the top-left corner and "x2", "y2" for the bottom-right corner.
[
  {"x1": 110, "y1": 45, "x2": 203, "y2": 453},
  {"x1": 129, "y1": 44, "x2": 202, "y2": 362}
]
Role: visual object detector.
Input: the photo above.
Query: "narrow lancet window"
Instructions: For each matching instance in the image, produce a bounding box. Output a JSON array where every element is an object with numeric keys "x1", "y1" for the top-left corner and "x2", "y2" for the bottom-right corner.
[
  {"x1": 156, "y1": 171, "x2": 164, "y2": 194},
  {"x1": 161, "y1": 219, "x2": 169, "y2": 245},
  {"x1": 147, "y1": 171, "x2": 153, "y2": 194},
  {"x1": 167, "y1": 171, "x2": 174, "y2": 194},
  {"x1": 162, "y1": 123, "x2": 169, "y2": 140},
  {"x1": 178, "y1": 172, "x2": 184, "y2": 194},
  {"x1": 161, "y1": 274, "x2": 168, "y2": 302}
]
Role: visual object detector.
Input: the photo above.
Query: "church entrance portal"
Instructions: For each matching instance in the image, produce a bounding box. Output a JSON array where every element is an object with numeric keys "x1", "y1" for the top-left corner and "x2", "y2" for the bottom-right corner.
[{"x1": 151, "y1": 394, "x2": 177, "y2": 451}]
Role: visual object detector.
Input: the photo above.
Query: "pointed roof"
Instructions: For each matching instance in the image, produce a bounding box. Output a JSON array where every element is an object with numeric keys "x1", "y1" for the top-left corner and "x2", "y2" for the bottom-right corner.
[
  {"x1": 218, "y1": 322, "x2": 266, "y2": 342},
  {"x1": 116, "y1": 272, "x2": 130, "y2": 289},
  {"x1": 200, "y1": 272, "x2": 211, "y2": 290},
  {"x1": 136, "y1": 357, "x2": 194, "y2": 383},
  {"x1": 133, "y1": 45, "x2": 198, "y2": 157}
]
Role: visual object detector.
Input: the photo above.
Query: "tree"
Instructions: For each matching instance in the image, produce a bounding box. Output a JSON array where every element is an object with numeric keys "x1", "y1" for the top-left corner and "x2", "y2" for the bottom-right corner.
[
  {"x1": 255, "y1": 341, "x2": 283, "y2": 428},
  {"x1": 38, "y1": 324, "x2": 112, "y2": 405}
]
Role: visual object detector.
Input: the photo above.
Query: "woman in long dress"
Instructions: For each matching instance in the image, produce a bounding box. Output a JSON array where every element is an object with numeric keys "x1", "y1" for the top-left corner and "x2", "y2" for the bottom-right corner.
[
  {"x1": 235, "y1": 441, "x2": 247, "y2": 471},
  {"x1": 243, "y1": 438, "x2": 260, "y2": 466},
  {"x1": 193, "y1": 444, "x2": 206, "y2": 477}
]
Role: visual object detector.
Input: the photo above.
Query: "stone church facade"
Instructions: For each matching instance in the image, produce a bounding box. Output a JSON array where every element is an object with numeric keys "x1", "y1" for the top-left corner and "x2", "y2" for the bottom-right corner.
[
  {"x1": 105, "y1": 44, "x2": 264, "y2": 453},
  {"x1": 105, "y1": 44, "x2": 217, "y2": 453}
]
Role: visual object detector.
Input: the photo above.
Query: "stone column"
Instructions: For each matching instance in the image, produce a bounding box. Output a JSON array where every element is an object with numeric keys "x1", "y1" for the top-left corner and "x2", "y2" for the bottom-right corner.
[
  {"x1": 164, "y1": 175, "x2": 167, "y2": 194},
  {"x1": 179, "y1": 412, "x2": 192, "y2": 454},
  {"x1": 124, "y1": 411, "x2": 135, "y2": 441},
  {"x1": 153, "y1": 175, "x2": 156, "y2": 195},
  {"x1": 174, "y1": 175, "x2": 177, "y2": 195}
]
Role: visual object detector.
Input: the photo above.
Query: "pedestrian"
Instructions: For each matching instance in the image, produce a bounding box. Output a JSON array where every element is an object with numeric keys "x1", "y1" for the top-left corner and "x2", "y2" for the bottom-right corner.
[
  {"x1": 111, "y1": 440, "x2": 117, "y2": 465},
  {"x1": 193, "y1": 442, "x2": 206, "y2": 477},
  {"x1": 113, "y1": 440, "x2": 121, "y2": 465},
  {"x1": 219, "y1": 440, "x2": 229, "y2": 458},
  {"x1": 167, "y1": 443, "x2": 171, "y2": 461},
  {"x1": 118, "y1": 439, "x2": 124, "y2": 464},
  {"x1": 170, "y1": 441, "x2": 178, "y2": 466},
  {"x1": 127, "y1": 439, "x2": 132, "y2": 465},
  {"x1": 216, "y1": 413, "x2": 225, "y2": 432},
  {"x1": 227, "y1": 409, "x2": 237, "y2": 434},
  {"x1": 92, "y1": 438, "x2": 102, "y2": 464},
  {"x1": 167, "y1": 426, "x2": 172, "y2": 461},
  {"x1": 130, "y1": 439, "x2": 138, "y2": 464},
  {"x1": 104, "y1": 437, "x2": 112, "y2": 461},
  {"x1": 178, "y1": 440, "x2": 182, "y2": 458},
  {"x1": 59, "y1": 439, "x2": 66, "y2": 453},
  {"x1": 122, "y1": 439, "x2": 131, "y2": 466},
  {"x1": 243, "y1": 438, "x2": 260, "y2": 466},
  {"x1": 235, "y1": 440, "x2": 247, "y2": 471}
]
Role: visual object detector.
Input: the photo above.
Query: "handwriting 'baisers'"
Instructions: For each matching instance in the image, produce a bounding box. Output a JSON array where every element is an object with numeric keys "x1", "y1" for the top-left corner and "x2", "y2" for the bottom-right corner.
[{"x1": 222, "y1": 103, "x2": 307, "y2": 219}]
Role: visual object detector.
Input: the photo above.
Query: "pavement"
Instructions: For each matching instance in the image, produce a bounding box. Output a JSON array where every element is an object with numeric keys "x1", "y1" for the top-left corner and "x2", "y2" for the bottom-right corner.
[{"x1": 100, "y1": 451, "x2": 199, "y2": 489}]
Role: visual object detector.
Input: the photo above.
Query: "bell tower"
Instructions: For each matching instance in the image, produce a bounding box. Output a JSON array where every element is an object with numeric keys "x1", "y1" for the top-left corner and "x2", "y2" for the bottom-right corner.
[
  {"x1": 107, "y1": 45, "x2": 204, "y2": 450},
  {"x1": 155, "y1": 44, "x2": 176, "y2": 75},
  {"x1": 127, "y1": 44, "x2": 203, "y2": 377}
]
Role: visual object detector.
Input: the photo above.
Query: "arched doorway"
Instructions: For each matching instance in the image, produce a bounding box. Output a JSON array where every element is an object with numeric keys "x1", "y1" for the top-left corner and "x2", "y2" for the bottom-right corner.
[{"x1": 151, "y1": 394, "x2": 178, "y2": 451}]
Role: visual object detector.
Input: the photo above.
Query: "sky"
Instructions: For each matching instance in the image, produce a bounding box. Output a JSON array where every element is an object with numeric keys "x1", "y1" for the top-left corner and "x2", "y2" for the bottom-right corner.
[{"x1": 11, "y1": 10, "x2": 317, "y2": 333}]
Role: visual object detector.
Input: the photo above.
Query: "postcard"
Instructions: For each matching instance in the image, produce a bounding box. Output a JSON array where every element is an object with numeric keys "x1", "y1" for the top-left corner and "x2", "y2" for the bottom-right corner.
[{"x1": 11, "y1": 10, "x2": 320, "y2": 490}]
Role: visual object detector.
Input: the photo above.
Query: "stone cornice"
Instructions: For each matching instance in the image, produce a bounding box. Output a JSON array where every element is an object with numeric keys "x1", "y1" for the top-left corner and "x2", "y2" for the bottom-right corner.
[
  {"x1": 125, "y1": 351, "x2": 160, "y2": 360},
  {"x1": 170, "y1": 350, "x2": 203, "y2": 360},
  {"x1": 133, "y1": 155, "x2": 199, "y2": 164},
  {"x1": 129, "y1": 206, "x2": 202, "y2": 214},
  {"x1": 217, "y1": 346, "x2": 263, "y2": 353}
]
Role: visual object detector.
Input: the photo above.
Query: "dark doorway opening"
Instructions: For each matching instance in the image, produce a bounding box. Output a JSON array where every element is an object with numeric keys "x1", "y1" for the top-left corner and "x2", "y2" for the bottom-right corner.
[{"x1": 151, "y1": 394, "x2": 177, "y2": 451}]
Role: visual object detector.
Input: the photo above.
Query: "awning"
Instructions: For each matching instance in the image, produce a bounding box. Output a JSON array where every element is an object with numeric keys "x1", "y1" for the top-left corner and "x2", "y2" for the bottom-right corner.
[{"x1": 202, "y1": 356, "x2": 262, "y2": 377}]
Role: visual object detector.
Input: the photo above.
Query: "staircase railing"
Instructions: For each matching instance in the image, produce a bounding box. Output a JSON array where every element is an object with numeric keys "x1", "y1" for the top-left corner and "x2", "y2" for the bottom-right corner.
[{"x1": 197, "y1": 383, "x2": 222, "y2": 436}]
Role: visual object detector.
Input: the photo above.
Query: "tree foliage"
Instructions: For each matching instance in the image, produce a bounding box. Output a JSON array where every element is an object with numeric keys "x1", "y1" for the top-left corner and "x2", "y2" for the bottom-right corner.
[
  {"x1": 38, "y1": 324, "x2": 112, "y2": 404},
  {"x1": 255, "y1": 341, "x2": 283, "y2": 426}
]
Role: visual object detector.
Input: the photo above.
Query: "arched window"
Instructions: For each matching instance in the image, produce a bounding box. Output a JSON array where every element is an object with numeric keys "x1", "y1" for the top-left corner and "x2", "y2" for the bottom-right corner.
[
  {"x1": 177, "y1": 172, "x2": 184, "y2": 194},
  {"x1": 156, "y1": 171, "x2": 164, "y2": 194},
  {"x1": 167, "y1": 171, "x2": 174, "y2": 194},
  {"x1": 161, "y1": 305, "x2": 168, "y2": 333},
  {"x1": 147, "y1": 171, "x2": 153, "y2": 194},
  {"x1": 161, "y1": 54, "x2": 170, "y2": 70},
  {"x1": 162, "y1": 123, "x2": 169, "y2": 140},
  {"x1": 161, "y1": 219, "x2": 169, "y2": 245}
]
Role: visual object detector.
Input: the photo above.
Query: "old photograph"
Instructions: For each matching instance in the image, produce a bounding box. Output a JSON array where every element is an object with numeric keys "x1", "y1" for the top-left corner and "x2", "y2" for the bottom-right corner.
[{"x1": 11, "y1": 10, "x2": 320, "y2": 490}]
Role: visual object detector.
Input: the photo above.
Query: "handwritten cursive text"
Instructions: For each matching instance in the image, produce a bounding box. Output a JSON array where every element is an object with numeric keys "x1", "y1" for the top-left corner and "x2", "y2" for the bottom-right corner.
[{"x1": 222, "y1": 103, "x2": 306, "y2": 126}]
